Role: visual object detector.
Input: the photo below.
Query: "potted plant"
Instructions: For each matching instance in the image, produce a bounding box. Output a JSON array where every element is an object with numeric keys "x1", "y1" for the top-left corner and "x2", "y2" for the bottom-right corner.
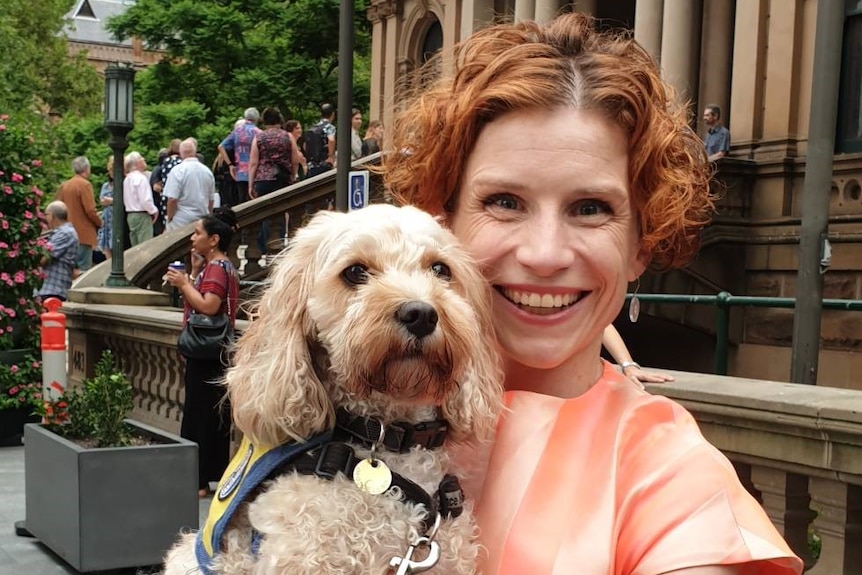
[
  {"x1": 0, "y1": 359, "x2": 42, "y2": 444},
  {"x1": 24, "y1": 350, "x2": 199, "y2": 573},
  {"x1": 0, "y1": 112, "x2": 50, "y2": 366}
]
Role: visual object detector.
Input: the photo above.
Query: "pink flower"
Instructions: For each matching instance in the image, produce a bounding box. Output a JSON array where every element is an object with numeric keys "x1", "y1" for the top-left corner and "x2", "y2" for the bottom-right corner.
[
  {"x1": 0, "y1": 242, "x2": 7, "y2": 249},
  {"x1": 13, "y1": 272, "x2": 24, "y2": 284},
  {"x1": 18, "y1": 298, "x2": 25, "y2": 305},
  {"x1": 0, "y1": 114, "x2": 8, "y2": 120},
  {"x1": 25, "y1": 309, "x2": 36, "y2": 317},
  {"x1": 9, "y1": 386, "x2": 18, "y2": 394},
  {"x1": 23, "y1": 210, "x2": 32, "y2": 219},
  {"x1": 4, "y1": 325, "x2": 11, "y2": 332},
  {"x1": 3, "y1": 187, "x2": 11, "y2": 195},
  {"x1": 11, "y1": 173, "x2": 23, "y2": 183},
  {"x1": 1, "y1": 221, "x2": 8, "y2": 230},
  {"x1": 32, "y1": 361, "x2": 40, "y2": 368},
  {"x1": 6, "y1": 309, "x2": 15, "y2": 318},
  {"x1": 32, "y1": 159, "x2": 42, "y2": 167},
  {"x1": 10, "y1": 366, "x2": 18, "y2": 374},
  {"x1": 0, "y1": 273, "x2": 9, "y2": 282},
  {"x1": 8, "y1": 251, "x2": 17, "y2": 258},
  {"x1": 0, "y1": 125, "x2": 6, "y2": 132}
]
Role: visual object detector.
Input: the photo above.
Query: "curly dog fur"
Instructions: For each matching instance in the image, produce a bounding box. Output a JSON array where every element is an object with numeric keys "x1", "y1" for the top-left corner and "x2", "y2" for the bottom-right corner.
[{"x1": 163, "y1": 204, "x2": 502, "y2": 575}]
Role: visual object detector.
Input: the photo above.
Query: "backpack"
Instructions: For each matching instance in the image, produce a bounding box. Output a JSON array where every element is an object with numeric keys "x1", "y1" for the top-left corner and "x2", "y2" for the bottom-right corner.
[{"x1": 303, "y1": 123, "x2": 329, "y2": 165}]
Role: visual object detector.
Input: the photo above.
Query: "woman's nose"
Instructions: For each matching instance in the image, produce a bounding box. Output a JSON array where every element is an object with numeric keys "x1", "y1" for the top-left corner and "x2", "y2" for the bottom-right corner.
[{"x1": 515, "y1": 217, "x2": 575, "y2": 276}]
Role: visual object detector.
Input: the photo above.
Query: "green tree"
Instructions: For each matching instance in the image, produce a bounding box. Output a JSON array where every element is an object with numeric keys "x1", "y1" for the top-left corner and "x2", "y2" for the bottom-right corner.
[
  {"x1": 107, "y1": 0, "x2": 372, "y2": 125},
  {"x1": 0, "y1": 0, "x2": 101, "y2": 116}
]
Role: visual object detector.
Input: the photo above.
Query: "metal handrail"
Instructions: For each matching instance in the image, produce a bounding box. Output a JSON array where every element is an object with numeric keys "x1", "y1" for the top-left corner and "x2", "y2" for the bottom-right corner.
[{"x1": 624, "y1": 292, "x2": 862, "y2": 375}]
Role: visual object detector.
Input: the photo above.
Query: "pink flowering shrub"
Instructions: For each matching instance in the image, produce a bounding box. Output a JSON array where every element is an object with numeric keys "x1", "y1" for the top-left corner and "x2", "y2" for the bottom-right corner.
[
  {"x1": 0, "y1": 113, "x2": 49, "y2": 359},
  {"x1": 0, "y1": 362, "x2": 43, "y2": 411}
]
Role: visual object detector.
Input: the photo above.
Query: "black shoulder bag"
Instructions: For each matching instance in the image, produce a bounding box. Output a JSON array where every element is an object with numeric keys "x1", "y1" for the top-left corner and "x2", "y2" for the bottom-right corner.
[{"x1": 177, "y1": 260, "x2": 236, "y2": 361}]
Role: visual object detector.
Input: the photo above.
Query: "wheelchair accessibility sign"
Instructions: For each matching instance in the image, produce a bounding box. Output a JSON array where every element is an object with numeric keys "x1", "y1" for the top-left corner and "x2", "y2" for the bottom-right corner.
[{"x1": 349, "y1": 171, "x2": 369, "y2": 211}]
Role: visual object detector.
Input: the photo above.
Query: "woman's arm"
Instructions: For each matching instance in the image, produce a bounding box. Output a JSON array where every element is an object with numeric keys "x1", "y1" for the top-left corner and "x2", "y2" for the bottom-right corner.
[
  {"x1": 248, "y1": 136, "x2": 260, "y2": 198},
  {"x1": 165, "y1": 267, "x2": 223, "y2": 316},
  {"x1": 602, "y1": 324, "x2": 674, "y2": 383}
]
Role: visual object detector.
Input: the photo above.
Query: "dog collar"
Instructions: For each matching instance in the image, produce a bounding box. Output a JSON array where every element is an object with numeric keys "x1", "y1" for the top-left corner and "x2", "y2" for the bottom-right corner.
[
  {"x1": 278, "y1": 441, "x2": 464, "y2": 534},
  {"x1": 334, "y1": 408, "x2": 449, "y2": 453}
]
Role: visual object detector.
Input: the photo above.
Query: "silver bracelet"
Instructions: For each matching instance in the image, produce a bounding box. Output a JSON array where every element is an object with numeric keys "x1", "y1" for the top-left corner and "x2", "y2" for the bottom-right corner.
[{"x1": 620, "y1": 361, "x2": 641, "y2": 372}]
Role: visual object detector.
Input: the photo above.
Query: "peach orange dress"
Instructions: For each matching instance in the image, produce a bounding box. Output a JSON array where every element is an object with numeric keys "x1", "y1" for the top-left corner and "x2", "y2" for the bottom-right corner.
[{"x1": 467, "y1": 361, "x2": 803, "y2": 575}]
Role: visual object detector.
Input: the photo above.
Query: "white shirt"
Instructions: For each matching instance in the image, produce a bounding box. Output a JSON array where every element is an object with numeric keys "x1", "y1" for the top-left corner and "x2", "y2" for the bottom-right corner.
[
  {"x1": 123, "y1": 170, "x2": 158, "y2": 215},
  {"x1": 163, "y1": 158, "x2": 215, "y2": 230}
]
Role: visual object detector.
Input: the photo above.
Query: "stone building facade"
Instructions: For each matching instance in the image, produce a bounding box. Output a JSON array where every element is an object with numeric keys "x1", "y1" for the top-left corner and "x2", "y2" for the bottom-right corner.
[{"x1": 367, "y1": 0, "x2": 862, "y2": 387}]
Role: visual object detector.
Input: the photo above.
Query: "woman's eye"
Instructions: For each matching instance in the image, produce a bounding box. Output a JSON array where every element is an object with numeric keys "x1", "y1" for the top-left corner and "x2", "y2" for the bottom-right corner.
[
  {"x1": 573, "y1": 200, "x2": 611, "y2": 217},
  {"x1": 430, "y1": 262, "x2": 451, "y2": 280},
  {"x1": 483, "y1": 194, "x2": 520, "y2": 210},
  {"x1": 341, "y1": 264, "x2": 369, "y2": 286}
]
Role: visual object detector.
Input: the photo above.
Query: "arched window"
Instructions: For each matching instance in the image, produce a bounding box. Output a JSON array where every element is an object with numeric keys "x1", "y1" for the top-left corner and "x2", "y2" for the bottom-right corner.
[{"x1": 421, "y1": 19, "x2": 443, "y2": 65}]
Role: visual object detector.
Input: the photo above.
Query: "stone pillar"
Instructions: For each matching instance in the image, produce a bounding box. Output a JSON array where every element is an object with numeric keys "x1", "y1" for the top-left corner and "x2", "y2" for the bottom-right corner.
[
  {"x1": 635, "y1": 0, "x2": 664, "y2": 63},
  {"x1": 368, "y1": 15, "x2": 385, "y2": 124},
  {"x1": 729, "y1": 0, "x2": 767, "y2": 149},
  {"x1": 697, "y1": 0, "x2": 735, "y2": 137},
  {"x1": 573, "y1": 0, "x2": 596, "y2": 16},
  {"x1": 514, "y1": 0, "x2": 535, "y2": 23},
  {"x1": 381, "y1": 0, "x2": 403, "y2": 135},
  {"x1": 660, "y1": 0, "x2": 701, "y2": 104},
  {"x1": 759, "y1": 0, "x2": 805, "y2": 158},
  {"x1": 808, "y1": 477, "x2": 862, "y2": 575},
  {"x1": 751, "y1": 467, "x2": 815, "y2": 568},
  {"x1": 442, "y1": 0, "x2": 460, "y2": 72},
  {"x1": 460, "y1": 0, "x2": 495, "y2": 40},
  {"x1": 535, "y1": 0, "x2": 561, "y2": 24}
]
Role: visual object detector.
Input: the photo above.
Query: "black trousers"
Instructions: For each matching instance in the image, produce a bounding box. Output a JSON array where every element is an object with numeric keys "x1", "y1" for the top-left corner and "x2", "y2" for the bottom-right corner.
[{"x1": 180, "y1": 356, "x2": 231, "y2": 490}]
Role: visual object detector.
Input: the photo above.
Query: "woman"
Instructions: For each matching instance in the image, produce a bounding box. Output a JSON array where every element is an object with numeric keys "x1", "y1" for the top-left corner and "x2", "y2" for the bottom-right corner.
[
  {"x1": 384, "y1": 14, "x2": 802, "y2": 575},
  {"x1": 97, "y1": 156, "x2": 114, "y2": 260},
  {"x1": 285, "y1": 120, "x2": 307, "y2": 179},
  {"x1": 166, "y1": 207, "x2": 239, "y2": 498},
  {"x1": 361, "y1": 120, "x2": 384, "y2": 156},
  {"x1": 249, "y1": 107, "x2": 296, "y2": 197},
  {"x1": 153, "y1": 139, "x2": 182, "y2": 236},
  {"x1": 350, "y1": 108, "x2": 363, "y2": 161}
]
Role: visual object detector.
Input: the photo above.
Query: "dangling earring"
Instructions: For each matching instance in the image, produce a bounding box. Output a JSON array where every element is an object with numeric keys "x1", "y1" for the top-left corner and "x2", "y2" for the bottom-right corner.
[{"x1": 628, "y1": 278, "x2": 641, "y2": 323}]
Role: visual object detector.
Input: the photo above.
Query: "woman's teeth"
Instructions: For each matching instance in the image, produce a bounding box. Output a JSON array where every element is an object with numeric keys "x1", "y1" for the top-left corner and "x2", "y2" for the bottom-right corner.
[{"x1": 501, "y1": 288, "x2": 581, "y2": 309}]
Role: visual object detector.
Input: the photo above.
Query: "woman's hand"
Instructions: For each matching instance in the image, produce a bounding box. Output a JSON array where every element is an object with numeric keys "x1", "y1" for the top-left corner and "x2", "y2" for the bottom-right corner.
[
  {"x1": 165, "y1": 267, "x2": 190, "y2": 289},
  {"x1": 623, "y1": 364, "x2": 675, "y2": 384}
]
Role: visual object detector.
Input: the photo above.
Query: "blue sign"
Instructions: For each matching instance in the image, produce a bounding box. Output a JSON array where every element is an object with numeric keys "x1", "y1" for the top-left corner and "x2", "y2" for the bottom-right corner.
[{"x1": 349, "y1": 171, "x2": 369, "y2": 211}]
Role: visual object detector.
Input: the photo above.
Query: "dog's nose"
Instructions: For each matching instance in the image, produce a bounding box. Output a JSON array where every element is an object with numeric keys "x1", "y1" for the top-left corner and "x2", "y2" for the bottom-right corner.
[{"x1": 396, "y1": 301, "x2": 439, "y2": 339}]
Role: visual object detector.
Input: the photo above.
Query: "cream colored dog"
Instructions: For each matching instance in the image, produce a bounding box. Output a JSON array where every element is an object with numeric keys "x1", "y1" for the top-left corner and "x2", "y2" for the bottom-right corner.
[{"x1": 163, "y1": 204, "x2": 502, "y2": 575}]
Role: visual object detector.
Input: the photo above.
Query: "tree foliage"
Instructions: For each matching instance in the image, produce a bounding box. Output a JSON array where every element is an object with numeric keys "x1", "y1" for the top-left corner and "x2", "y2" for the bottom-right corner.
[
  {"x1": 0, "y1": 0, "x2": 101, "y2": 116},
  {"x1": 108, "y1": 0, "x2": 372, "y2": 125}
]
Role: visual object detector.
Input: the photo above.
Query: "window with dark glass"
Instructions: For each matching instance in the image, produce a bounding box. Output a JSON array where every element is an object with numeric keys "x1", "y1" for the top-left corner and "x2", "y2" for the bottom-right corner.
[{"x1": 837, "y1": 0, "x2": 862, "y2": 153}]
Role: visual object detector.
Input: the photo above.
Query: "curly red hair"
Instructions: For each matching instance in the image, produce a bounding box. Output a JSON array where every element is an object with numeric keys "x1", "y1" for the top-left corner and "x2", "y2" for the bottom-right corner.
[{"x1": 384, "y1": 13, "x2": 715, "y2": 270}]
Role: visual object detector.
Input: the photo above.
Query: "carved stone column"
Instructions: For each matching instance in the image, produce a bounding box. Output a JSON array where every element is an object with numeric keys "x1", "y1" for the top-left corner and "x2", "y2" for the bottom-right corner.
[
  {"x1": 808, "y1": 478, "x2": 862, "y2": 575},
  {"x1": 634, "y1": 0, "x2": 664, "y2": 64},
  {"x1": 514, "y1": 0, "x2": 535, "y2": 23},
  {"x1": 751, "y1": 467, "x2": 815, "y2": 568},
  {"x1": 697, "y1": 0, "x2": 734, "y2": 136},
  {"x1": 535, "y1": 0, "x2": 561, "y2": 24},
  {"x1": 660, "y1": 0, "x2": 701, "y2": 103}
]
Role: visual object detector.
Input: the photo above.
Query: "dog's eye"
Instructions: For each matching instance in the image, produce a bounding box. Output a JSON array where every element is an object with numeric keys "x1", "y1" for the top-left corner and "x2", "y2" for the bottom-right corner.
[
  {"x1": 341, "y1": 264, "x2": 369, "y2": 286},
  {"x1": 430, "y1": 262, "x2": 451, "y2": 280}
]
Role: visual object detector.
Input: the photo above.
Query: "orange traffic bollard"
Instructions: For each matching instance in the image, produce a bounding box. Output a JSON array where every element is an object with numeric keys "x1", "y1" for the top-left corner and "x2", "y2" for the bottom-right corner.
[{"x1": 40, "y1": 297, "x2": 66, "y2": 402}]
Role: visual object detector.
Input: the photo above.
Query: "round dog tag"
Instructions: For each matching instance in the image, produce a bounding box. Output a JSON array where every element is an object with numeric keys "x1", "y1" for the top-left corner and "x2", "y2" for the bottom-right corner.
[{"x1": 353, "y1": 458, "x2": 392, "y2": 495}]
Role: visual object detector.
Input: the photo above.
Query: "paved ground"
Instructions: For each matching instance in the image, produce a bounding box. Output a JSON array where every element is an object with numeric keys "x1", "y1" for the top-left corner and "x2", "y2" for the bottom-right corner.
[{"x1": 0, "y1": 438, "x2": 211, "y2": 574}]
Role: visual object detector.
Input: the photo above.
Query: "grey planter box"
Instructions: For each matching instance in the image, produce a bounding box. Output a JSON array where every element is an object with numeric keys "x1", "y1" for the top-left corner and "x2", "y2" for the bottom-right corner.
[{"x1": 24, "y1": 419, "x2": 198, "y2": 573}]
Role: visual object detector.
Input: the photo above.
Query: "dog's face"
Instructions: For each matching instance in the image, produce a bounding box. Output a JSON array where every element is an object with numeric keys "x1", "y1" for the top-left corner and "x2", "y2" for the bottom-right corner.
[{"x1": 228, "y1": 204, "x2": 502, "y2": 446}]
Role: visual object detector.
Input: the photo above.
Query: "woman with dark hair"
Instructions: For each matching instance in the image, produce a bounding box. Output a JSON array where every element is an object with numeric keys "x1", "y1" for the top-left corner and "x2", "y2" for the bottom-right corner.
[
  {"x1": 284, "y1": 119, "x2": 307, "y2": 179},
  {"x1": 166, "y1": 207, "x2": 240, "y2": 498},
  {"x1": 248, "y1": 107, "x2": 296, "y2": 196}
]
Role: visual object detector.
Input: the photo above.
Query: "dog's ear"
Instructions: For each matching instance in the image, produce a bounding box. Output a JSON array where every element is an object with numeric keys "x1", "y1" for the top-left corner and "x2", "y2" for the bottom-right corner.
[
  {"x1": 440, "y1": 247, "x2": 504, "y2": 443},
  {"x1": 227, "y1": 212, "x2": 341, "y2": 446}
]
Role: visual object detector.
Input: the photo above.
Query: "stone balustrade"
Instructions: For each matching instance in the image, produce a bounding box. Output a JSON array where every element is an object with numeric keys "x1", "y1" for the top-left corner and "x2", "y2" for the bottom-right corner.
[{"x1": 61, "y1": 301, "x2": 862, "y2": 573}]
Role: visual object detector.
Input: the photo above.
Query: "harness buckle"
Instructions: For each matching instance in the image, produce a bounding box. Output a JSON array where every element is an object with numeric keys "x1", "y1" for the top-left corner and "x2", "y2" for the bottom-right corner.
[{"x1": 314, "y1": 442, "x2": 355, "y2": 479}]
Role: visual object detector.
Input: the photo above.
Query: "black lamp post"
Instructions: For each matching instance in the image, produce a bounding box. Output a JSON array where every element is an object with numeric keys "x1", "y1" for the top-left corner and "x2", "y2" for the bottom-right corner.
[{"x1": 103, "y1": 64, "x2": 136, "y2": 287}]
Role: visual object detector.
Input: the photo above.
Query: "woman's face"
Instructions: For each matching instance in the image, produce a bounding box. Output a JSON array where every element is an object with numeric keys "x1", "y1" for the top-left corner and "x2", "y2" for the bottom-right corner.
[
  {"x1": 450, "y1": 107, "x2": 645, "y2": 378},
  {"x1": 352, "y1": 113, "x2": 362, "y2": 130},
  {"x1": 190, "y1": 220, "x2": 216, "y2": 255},
  {"x1": 292, "y1": 124, "x2": 303, "y2": 139}
]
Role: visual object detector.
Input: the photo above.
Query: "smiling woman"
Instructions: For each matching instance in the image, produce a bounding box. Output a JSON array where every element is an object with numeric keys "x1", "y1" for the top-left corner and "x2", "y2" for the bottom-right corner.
[{"x1": 384, "y1": 11, "x2": 803, "y2": 575}]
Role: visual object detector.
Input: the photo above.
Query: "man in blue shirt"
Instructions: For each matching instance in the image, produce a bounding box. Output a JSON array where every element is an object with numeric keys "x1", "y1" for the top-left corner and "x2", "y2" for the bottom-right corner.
[
  {"x1": 703, "y1": 105, "x2": 730, "y2": 161},
  {"x1": 36, "y1": 201, "x2": 79, "y2": 303},
  {"x1": 218, "y1": 108, "x2": 261, "y2": 205}
]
